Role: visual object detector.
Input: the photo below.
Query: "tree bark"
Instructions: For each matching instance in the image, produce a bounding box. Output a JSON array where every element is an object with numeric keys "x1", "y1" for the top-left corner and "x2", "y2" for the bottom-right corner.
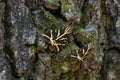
[{"x1": 0, "y1": 0, "x2": 120, "y2": 80}]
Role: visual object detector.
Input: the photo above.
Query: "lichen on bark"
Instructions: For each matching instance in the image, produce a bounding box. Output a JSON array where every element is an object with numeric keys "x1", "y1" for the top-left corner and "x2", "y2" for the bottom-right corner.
[{"x1": 0, "y1": 0, "x2": 120, "y2": 80}]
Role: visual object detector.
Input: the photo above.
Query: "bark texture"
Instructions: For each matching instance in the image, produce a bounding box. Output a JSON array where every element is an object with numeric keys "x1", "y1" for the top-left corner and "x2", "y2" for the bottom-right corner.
[{"x1": 0, "y1": 0, "x2": 120, "y2": 80}]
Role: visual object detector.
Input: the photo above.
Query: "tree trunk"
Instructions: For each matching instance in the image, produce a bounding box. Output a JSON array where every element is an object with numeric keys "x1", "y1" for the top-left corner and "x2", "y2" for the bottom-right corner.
[{"x1": 0, "y1": 0, "x2": 120, "y2": 80}]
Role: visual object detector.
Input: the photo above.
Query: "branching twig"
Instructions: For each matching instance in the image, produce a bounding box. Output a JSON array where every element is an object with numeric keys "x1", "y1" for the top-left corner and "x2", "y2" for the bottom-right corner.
[
  {"x1": 71, "y1": 44, "x2": 91, "y2": 61},
  {"x1": 55, "y1": 26, "x2": 72, "y2": 40},
  {"x1": 42, "y1": 26, "x2": 72, "y2": 52}
]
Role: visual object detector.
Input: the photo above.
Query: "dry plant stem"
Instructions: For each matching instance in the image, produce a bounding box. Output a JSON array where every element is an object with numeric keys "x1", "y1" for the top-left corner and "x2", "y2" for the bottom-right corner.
[
  {"x1": 71, "y1": 44, "x2": 92, "y2": 71},
  {"x1": 42, "y1": 26, "x2": 72, "y2": 52},
  {"x1": 83, "y1": 44, "x2": 91, "y2": 57},
  {"x1": 71, "y1": 44, "x2": 91, "y2": 61},
  {"x1": 55, "y1": 26, "x2": 72, "y2": 40},
  {"x1": 71, "y1": 53, "x2": 84, "y2": 61},
  {"x1": 57, "y1": 29, "x2": 60, "y2": 37},
  {"x1": 71, "y1": 53, "x2": 89, "y2": 70}
]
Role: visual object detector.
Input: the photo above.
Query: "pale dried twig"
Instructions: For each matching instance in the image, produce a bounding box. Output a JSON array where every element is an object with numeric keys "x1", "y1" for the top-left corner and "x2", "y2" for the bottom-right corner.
[
  {"x1": 42, "y1": 26, "x2": 72, "y2": 52},
  {"x1": 55, "y1": 26, "x2": 72, "y2": 40},
  {"x1": 71, "y1": 52, "x2": 84, "y2": 61},
  {"x1": 71, "y1": 44, "x2": 91, "y2": 61}
]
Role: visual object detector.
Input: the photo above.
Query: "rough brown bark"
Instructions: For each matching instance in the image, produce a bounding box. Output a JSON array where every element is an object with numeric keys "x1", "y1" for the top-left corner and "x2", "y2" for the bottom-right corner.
[{"x1": 0, "y1": 0, "x2": 120, "y2": 80}]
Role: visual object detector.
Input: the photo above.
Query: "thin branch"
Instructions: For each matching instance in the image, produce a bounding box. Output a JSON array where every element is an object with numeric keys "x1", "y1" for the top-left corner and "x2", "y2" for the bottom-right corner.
[
  {"x1": 57, "y1": 29, "x2": 60, "y2": 37},
  {"x1": 71, "y1": 43, "x2": 92, "y2": 61},
  {"x1": 55, "y1": 26, "x2": 72, "y2": 40},
  {"x1": 83, "y1": 44, "x2": 91, "y2": 57},
  {"x1": 42, "y1": 26, "x2": 72, "y2": 52}
]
